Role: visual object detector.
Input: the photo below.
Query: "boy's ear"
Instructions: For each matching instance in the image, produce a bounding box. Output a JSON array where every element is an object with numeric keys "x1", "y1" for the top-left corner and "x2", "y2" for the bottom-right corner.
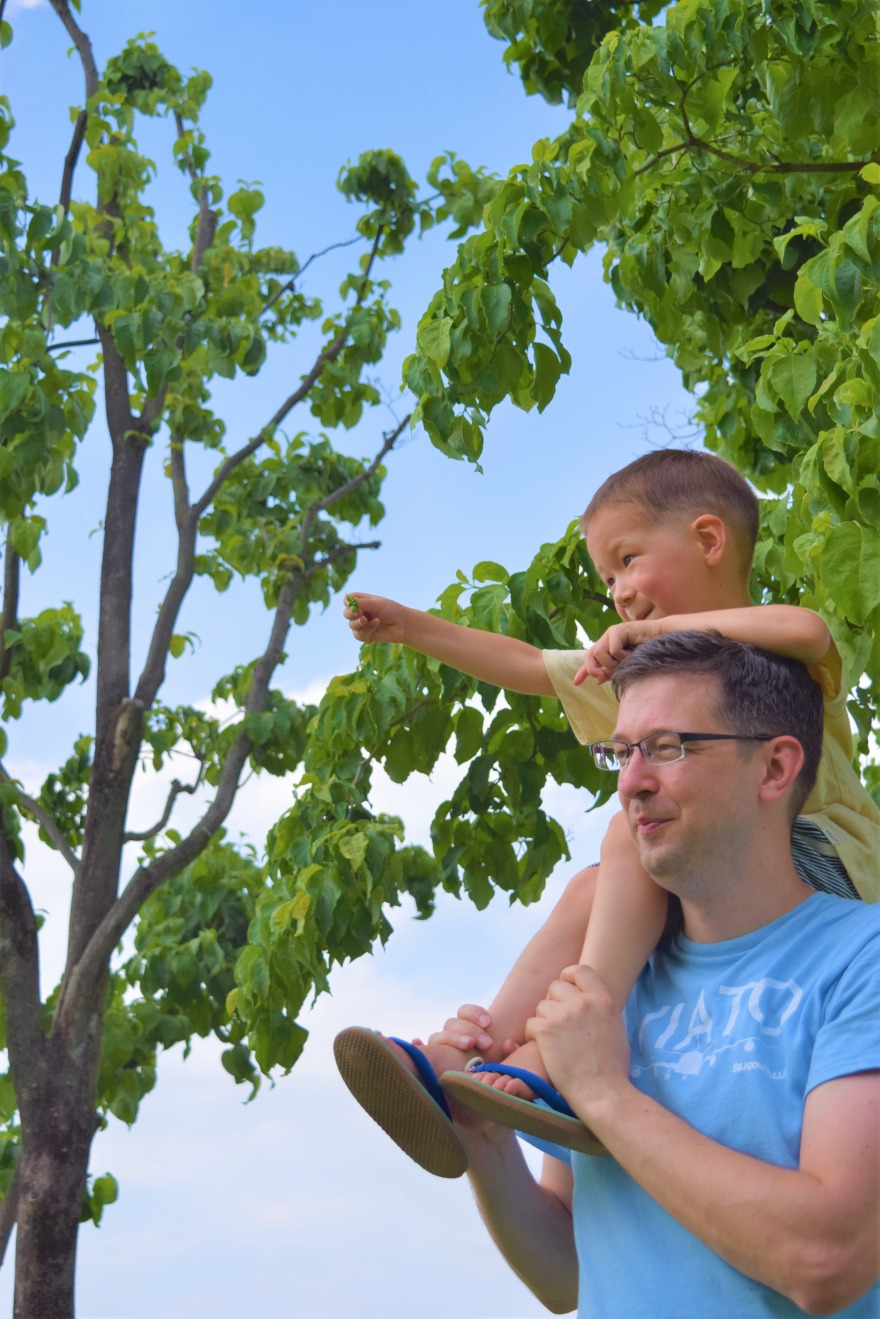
[{"x1": 690, "y1": 514, "x2": 727, "y2": 565}]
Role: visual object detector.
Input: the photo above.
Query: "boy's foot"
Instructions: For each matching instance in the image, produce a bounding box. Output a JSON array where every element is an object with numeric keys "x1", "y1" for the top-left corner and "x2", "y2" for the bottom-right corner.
[
  {"x1": 333, "y1": 1027, "x2": 470, "y2": 1178},
  {"x1": 441, "y1": 1066, "x2": 608, "y2": 1157},
  {"x1": 467, "y1": 1039, "x2": 544, "y2": 1099}
]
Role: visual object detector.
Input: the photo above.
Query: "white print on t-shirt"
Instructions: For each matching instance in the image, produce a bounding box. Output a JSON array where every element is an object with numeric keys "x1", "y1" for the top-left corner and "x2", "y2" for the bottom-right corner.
[{"x1": 631, "y1": 978, "x2": 803, "y2": 1082}]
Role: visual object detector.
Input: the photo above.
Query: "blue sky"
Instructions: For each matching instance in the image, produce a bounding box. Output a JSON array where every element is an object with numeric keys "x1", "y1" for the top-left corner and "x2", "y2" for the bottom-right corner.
[{"x1": 1, "y1": 2, "x2": 692, "y2": 1314}]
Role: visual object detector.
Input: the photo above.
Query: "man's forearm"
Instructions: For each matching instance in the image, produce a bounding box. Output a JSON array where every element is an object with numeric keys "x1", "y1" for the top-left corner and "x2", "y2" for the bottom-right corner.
[
  {"x1": 462, "y1": 1125, "x2": 578, "y2": 1314},
  {"x1": 400, "y1": 608, "x2": 555, "y2": 695},
  {"x1": 579, "y1": 1077, "x2": 874, "y2": 1313}
]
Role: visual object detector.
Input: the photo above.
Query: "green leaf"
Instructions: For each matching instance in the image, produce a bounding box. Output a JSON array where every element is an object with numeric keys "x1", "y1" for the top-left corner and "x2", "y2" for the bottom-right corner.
[
  {"x1": 767, "y1": 351, "x2": 818, "y2": 419},
  {"x1": 0, "y1": 371, "x2": 29, "y2": 420},
  {"x1": 821, "y1": 523, "x2": 880, "y2": 625},
  {"x1": 417, "y1": 317, "x2": 452, "y2": 368}
]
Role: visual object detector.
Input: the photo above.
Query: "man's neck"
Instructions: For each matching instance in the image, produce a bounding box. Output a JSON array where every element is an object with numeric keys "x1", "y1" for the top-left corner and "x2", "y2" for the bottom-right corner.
[{"x1": 677, "y1": 835, "x2": 815, "y2": 944}]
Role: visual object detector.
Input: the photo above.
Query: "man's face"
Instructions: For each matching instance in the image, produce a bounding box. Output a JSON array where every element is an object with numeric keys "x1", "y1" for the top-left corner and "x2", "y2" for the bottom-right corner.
[
  {"x1": 613, "y1": 673, "x2": 763, "y2": 896},
  {"x1": 585, "y1": 503, "x2": 719, "y2": 622}
]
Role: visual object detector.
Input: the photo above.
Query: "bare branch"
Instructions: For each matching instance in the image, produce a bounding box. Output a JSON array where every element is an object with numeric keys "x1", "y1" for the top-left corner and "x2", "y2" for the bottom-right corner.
[
  {"x1": 261, "y1": 235, "x2": 364, "y2": 317},
  {"x1": 0, "y1": 834, "x2": 44, "y2": 1067},
  {"x1": 122, "y1": 776, "x2": 201, "y2": 844},
  {"x1": 48, "y1": 0, "x2": 99, "y2": 100},
  {"x1": 0, "y1": 768, "x2": 82, "y2": 877},
  {"x1": 46, "y1": 338, "x2": 101, "y2": 353},
  {"x1": 58, "y1": 572, "x2": 302, "y2": 1032},
  {"x1": 0, "y1": 1166, "x2": 19, "y2": 1268},
  {"x1": 58, "y1": 109, "x2": 87, "y2": 218},
  {"x1": 298, "y1": 413, "x2": 410, "y2": 554},
  {"x1": 0, "y1": 529, "x2": 19, "y2": 683},
  {"x1": 192, "y1": 190, "x2": 218, "y2": 272},
  {"x1": 193, "y1": 230, "x2": 384, "y2": 518}
]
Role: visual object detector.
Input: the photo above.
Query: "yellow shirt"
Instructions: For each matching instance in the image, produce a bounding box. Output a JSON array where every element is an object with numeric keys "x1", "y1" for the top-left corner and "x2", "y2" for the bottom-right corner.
[{"x1": 542, "y1": 644, "x2": 880, "y2": 903}]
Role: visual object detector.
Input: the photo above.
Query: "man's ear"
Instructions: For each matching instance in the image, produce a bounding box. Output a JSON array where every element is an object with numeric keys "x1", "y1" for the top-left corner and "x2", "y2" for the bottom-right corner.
[
  {"x1": 690, "y1": 514, "x2": 727, "y2": 566},
  {"x1": 757, "y1": 736, "x2": 805, "y2": 807}
]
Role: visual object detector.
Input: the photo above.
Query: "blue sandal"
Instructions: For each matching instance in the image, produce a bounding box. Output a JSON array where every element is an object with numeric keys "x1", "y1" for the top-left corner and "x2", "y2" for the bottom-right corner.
[
  {"x1": 333, "y1": 1027, "x2": 469, "y2": 1178},
  {"x1": 441, "y1": 1063, "x2": 607, "y2": 1157}
]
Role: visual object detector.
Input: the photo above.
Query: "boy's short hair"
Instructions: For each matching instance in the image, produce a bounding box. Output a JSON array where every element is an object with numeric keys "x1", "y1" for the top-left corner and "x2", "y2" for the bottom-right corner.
[
  {"x1": 611, "y1": 631, "x2": 823, "y2": 820},
  {"x1": 582, "y1": 449, "x2": 759, "y2": 573}
]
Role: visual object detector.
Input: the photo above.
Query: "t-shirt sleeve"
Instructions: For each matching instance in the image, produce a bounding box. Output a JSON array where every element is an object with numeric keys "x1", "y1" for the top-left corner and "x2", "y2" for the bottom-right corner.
[
  {"x1": 806, "y1": 930, "x2": 880, "y2": 1096},
  {"x1": 542, "y1": 649, "x2": 619, "y2": 744}
]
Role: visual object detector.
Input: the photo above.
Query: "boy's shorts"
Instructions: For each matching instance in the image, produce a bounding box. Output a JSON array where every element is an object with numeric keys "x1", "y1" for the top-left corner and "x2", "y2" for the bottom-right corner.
[{"x1": 791, "y1": 817, "x2": 859, "y2": 899}]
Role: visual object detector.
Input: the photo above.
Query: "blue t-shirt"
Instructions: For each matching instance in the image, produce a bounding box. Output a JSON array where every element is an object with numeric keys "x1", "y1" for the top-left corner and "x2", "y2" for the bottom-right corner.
[{"x1": 559, "y1": 894, "x2": 880, "y2": 1318}]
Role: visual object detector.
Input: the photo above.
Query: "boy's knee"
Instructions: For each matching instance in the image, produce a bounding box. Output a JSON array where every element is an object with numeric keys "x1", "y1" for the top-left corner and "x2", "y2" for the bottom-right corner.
[
  {"x1": 561, "y1": 863, "x2": 599, "y2": 912},
  {"x1": 600, "y1": 810, "x2": 631, "y2": 860}
]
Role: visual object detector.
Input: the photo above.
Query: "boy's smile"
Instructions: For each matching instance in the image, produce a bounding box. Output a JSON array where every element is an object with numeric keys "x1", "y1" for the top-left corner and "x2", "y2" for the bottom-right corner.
[{"x1": 585, "y1": 503, "x2": 731, "y2": 621}]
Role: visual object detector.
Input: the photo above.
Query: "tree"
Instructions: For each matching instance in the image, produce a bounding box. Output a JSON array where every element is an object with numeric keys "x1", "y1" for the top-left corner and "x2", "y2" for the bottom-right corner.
[
  {"x1": 250, "y1": 0, "x2": 880, "y2": 1105},
  {"x1": 0, "y1": 1, "x2": 499, "y2": 1311}
]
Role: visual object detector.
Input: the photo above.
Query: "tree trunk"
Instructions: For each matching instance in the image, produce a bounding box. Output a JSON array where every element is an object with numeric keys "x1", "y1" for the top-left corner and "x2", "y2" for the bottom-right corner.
[{"x1": 13, "y1": 1017, "x2": 103, "y2": 1318}]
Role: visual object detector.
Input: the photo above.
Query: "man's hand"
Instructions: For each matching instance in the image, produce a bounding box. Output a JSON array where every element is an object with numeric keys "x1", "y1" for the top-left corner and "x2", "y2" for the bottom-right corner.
[
  {"x1": 343, "y1": 592, "x2": 408, "y2": 644},
  {"x1": 527, "y1": 965, "x2": 631, "y2": 1118},
  {"x1": 575, "y1": 619, "x2": 663, "y2": 685}
]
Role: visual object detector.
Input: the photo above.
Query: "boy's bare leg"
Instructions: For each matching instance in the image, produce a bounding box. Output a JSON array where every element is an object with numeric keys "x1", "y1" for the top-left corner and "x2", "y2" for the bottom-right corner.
[
  {"x1": 377, "y1": 865, "x2": 598, "y2": 1081},
  {"x1": 479, "y1": 812, "x2": 668, "y2": 1098}
]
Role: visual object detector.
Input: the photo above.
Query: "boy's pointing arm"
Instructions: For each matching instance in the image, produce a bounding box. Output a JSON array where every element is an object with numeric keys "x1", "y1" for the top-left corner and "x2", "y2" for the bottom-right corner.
[{"x1": 343, "y1": 592, "x2": 556, "y2": 695}]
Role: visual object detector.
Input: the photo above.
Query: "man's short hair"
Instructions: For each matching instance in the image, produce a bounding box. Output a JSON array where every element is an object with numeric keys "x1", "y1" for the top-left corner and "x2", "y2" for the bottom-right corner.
[
  {"x1": 581, "y1": 449, "x2": 760, "y2": 575},
  {"x1": 610, "y1": 631, "x2": 823, "y2": 819}
]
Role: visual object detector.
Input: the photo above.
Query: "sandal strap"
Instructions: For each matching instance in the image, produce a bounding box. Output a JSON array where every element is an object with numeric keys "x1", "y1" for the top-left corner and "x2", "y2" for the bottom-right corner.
[
  {"x1": 389, "y1": 1036, "x2": 452, "y2": 1118},
  {"x1": 468, "y1": 1063, "x2": 576, "y2": 1117}
]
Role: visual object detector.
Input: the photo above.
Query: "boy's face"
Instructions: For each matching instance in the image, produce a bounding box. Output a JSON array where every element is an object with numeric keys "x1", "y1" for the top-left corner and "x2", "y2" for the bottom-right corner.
[{"x1": 585, "y1": 503, "x2": 720, "y2": 621}]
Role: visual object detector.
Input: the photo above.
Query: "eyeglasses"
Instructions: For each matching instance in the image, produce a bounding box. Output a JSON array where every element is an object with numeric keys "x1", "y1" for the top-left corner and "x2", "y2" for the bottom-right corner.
[{"x1": 588, "y1": 731, "x2": 778, "y2": 772}]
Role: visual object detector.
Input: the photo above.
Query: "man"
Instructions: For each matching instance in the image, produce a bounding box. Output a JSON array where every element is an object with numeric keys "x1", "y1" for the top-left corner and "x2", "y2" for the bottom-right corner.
[{"x1": 439, "y1": 632, "x2": 880, "y2": 1317}]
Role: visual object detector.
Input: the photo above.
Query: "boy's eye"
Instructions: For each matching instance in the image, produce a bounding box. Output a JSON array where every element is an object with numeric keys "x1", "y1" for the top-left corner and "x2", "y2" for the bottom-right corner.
[{"x1": 622, "y1": 554, "x2": 634, "y2": 567}]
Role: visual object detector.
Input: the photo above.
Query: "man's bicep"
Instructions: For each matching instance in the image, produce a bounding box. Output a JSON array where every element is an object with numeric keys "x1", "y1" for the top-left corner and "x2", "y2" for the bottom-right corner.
[{"x1": 801, "y1": 1071, "x2": 880, "y2": 1282}]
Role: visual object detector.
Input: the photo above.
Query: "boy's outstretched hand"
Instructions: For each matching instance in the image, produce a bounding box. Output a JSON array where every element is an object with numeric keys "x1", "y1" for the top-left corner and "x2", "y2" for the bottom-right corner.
[
  {"x1": 575, "y1": 619, "x2": 663, "y2": 685},
  {"x1": 343, "y1": 592, "x2": 408, "y2": 645}
]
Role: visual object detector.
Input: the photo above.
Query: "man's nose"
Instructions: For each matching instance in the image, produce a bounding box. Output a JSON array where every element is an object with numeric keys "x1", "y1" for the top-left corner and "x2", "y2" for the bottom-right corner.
[{"x1": 617, "y1": 746, "x2": 656, "y2": 798}]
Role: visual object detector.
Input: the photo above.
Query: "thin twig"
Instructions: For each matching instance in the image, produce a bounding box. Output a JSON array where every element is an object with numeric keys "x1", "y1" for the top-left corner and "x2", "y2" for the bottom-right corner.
[
  {"x1": 122, "y1": 776, "x2": 201, "y2": 843},
  {"x1": 261, "y1": 235, "x2": 364, "y2": 317},
  {"x1": 0, "y1": 767, "x2": 81, "y2": 877}
]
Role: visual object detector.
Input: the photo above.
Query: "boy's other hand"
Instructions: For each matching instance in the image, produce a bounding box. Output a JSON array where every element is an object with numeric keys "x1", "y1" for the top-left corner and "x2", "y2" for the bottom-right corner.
[
  {"x1": 343, "y1": 592, "x2": 408, "y2": 645},
  {"x1": 575, "y1": 619, "x2": 661, "y2": 685}
]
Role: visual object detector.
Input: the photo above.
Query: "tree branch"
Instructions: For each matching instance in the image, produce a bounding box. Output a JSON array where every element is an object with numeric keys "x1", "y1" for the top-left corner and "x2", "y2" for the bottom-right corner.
[
  {"x1": 0, "y1": 529, "x2": 19, "y2": 683},
  {"x1": 57, "y1": 572, "x2": 302, "y2": 1033},
  {"x1": 0, "y1": 834, "x2": 44, "y2": 1070},
  {"x1": 0, "y1": 767, "x2": 81, "y2": 877},
  {"x1": 192, "y1": 229, "x2": 384, "y2": 520},
  {"x1": 298, "y1": 413, "x2": 409, "y2": 553},
  {"x1": 58, "y1": 109, "x2": 87, "y2": 218},
  {"x1": 46, "y1": 337, "x2": 101, "y2": 352},
  {"x1": 122, "y1": 775, "x2": 201, "y2": 844},
  {"x1": 314, "y1": 540, "x2": 381, "y2": 570},
  {"x1": 261, "y1": 235, "x2": 364, "y2": 317},
  {"x1": 48, "y1": 0, "x2": 99, "y2": 100},
  {"x1": 0, "y1": 1165, "x2": 19, "y2": 1269}
]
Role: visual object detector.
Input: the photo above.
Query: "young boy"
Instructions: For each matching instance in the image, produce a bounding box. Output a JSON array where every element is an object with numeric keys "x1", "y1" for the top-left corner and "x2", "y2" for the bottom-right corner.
[{"x1": 333, "y1": 449, "x2": 880, "y2": 1176}]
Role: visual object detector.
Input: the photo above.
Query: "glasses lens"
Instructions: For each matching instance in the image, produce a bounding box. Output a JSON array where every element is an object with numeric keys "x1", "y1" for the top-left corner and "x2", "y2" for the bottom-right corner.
[
  {"x1": 643, "y1": 732, "x2": 685, "y2": 763},
  {"x1": 592, "y1": 741, "x2": 625, "y2": 771}
]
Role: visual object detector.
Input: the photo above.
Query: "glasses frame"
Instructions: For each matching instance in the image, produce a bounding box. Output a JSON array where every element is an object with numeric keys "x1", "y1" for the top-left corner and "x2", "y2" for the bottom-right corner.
[{"x1": 588, "y1": 731, "x2": 778, "y2": 772}]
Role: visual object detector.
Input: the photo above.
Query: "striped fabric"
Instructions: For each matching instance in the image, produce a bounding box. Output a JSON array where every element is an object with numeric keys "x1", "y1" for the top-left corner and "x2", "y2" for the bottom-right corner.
[{"x1": 792, "y1": 817, "x2": 860, "y2": 900}]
